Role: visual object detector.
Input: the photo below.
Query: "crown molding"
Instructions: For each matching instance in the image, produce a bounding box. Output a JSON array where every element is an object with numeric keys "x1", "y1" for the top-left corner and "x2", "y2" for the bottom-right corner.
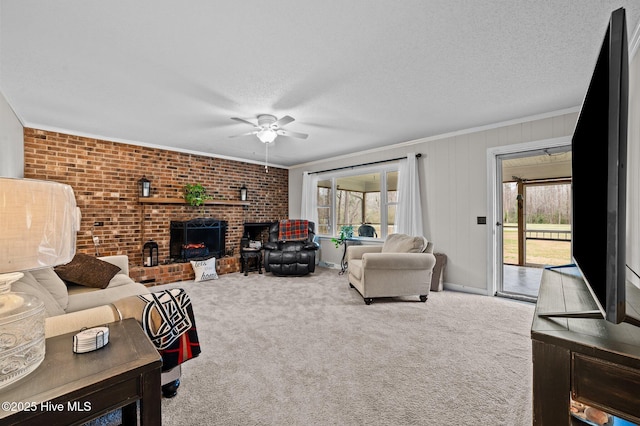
[
  {"x1": 21, "y1": 122, "x2": 289, "y2": 169},
  {"x1": 290, "y1": 107, "x2": 580, "y2": 170}
]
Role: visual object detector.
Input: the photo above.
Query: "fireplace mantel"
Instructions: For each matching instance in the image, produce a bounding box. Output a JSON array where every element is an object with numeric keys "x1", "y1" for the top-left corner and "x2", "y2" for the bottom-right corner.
[{"x1": 139, "y1": 197, "x2": 249, "y2": 206}]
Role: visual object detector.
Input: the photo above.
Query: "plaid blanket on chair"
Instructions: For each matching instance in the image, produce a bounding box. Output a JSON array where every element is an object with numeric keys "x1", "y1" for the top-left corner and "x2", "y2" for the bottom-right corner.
[{"x1": 278, "y1": 219, "x2": 309, "y2": 241}]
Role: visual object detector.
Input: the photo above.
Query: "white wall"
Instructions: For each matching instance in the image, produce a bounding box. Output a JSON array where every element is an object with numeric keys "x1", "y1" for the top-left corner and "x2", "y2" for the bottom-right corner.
[
  {"x1": 289, "y1": 112, "x2": 578, "y2": 292},
  {"x1": 0, "y1": 90, "x2": 23, "y2": 177}
]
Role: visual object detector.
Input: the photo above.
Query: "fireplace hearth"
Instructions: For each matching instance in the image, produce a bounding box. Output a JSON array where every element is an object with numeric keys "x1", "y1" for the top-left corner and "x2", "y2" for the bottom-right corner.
[{"x1": 170, "y1": 218, "x2": 227, "y2": 261}]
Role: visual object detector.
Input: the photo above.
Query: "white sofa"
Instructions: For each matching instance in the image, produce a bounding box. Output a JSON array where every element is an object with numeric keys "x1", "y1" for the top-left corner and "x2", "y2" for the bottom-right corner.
[
  {"x1": 12, "y1": 255, "x2": 181, "y2": 396},
  {"x1": 346, "y1": 233, "x2": 437, "y2": 304}
]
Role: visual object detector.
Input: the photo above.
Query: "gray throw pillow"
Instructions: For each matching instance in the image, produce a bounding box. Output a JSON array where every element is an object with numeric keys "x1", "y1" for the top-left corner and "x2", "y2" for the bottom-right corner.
[
  {"x1": 30, "y1": 267, "x2": 69, "y2": 310},
  {"x1": 11, "y1": 271, "x2": 65, "y2": 317}
]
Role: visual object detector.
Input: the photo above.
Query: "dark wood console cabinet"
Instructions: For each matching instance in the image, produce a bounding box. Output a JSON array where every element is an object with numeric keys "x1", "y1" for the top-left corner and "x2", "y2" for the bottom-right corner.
[{"x1": 531, "y1": 267, "x2": 640, "y2": 425}]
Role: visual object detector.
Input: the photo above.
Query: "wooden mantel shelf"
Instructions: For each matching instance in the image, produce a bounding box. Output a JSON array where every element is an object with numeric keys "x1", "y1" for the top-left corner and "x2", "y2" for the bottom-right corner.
[{"x1": 139, "y1": 197, "x2": 249, "y2": 206}]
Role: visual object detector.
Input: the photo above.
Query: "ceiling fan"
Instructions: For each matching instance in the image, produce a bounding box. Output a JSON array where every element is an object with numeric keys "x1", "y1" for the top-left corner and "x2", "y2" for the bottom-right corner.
[{"x1": 229, "y1": 114, "x2": 308, "y2": 144}]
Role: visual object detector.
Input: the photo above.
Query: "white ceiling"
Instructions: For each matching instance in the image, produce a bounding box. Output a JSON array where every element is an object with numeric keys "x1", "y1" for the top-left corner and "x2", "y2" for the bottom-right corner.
[
  {"x1": 502, "y1": 150, "x2": 572, "y2": 182},
  {"x1": 1, "y1": 1, "x2": 640, "y2": 168}
]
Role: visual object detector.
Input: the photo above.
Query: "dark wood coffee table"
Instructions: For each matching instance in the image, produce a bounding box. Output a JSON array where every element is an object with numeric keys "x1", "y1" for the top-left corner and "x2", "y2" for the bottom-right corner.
[{"x1": 0, "y1": 318, "x2": 162, "y2": 425}]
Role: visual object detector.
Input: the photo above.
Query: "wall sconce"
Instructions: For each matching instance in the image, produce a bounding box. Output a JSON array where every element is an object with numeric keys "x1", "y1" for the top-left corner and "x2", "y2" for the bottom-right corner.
[
  {"x1": 138, "y1": 176, "x2": 151, "y2": 198},
  {"x1": 143, "y1": 240, "x2": 159, "y2": 267},
  {"x1": 240, "y1": 184, "x2": 248, "y2": 201}
]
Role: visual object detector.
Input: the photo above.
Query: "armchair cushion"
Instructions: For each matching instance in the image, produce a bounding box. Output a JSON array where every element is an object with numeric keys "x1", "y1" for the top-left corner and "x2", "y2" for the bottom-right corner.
[{"x1": 381, "y1": 233, "x2": 429, "y2": 254}]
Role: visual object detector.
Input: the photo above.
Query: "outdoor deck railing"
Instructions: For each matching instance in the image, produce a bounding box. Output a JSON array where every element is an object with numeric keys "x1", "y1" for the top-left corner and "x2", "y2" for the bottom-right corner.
[
  {"x1": 503, "y1": 225, "x2": 571, "y2": 242},
  {"x1": 525, "y1": 229, "x2": 571, "y2": 241}
]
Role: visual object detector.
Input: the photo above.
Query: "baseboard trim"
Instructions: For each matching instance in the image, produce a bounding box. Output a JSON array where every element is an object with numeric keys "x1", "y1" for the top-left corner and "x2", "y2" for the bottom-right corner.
[
  {"x1": 443, "y1": 282, "x2": 490, "y2": 296},
  {"x1": 319, "y1": 261, "x2": 339, "y2": 269}
]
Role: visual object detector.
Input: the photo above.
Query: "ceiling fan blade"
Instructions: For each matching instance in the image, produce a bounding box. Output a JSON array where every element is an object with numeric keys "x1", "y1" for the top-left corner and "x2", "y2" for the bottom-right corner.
[
  {"x1": 229, "y1": 131, "x2": 258, "y2": 138},
  {"x1": 276, "y1": 129, "x2": 309, "y2": 139},
  {"x1": 231, "y1": 117, "x2": 259, "y2": 127},
  {"x1": 273, "y1": 115, "x2": 295, "y2": 128}
]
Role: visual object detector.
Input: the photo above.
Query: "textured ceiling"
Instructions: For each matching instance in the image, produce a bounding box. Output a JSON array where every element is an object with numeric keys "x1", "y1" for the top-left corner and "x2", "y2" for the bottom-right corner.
[{"x1": 1, "y1": 1, "x2": 640, "y2": 168}]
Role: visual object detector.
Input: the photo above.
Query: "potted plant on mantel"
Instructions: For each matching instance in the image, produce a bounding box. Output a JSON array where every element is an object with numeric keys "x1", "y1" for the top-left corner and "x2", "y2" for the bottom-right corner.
[{"x1": 184, "y1": 183, "x2": 212, "y2": 215}]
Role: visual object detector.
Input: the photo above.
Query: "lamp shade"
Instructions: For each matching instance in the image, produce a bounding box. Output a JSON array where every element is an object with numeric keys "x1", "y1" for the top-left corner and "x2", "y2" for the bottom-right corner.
[
  {"x1": 0, "y1": 178, "x2": 77, "y2": 273},
  {"x1": 0, "y1": 178, "x2": 78, "y2": 389}
]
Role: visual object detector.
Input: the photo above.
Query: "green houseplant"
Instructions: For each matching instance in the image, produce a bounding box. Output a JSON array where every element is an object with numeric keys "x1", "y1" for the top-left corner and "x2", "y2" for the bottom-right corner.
[
  {"x1": 331, "y1": 225, "x2": 354, "y2": 248},
  {"x1": 183, "y1": 183, "x2": 212, "y2": 208}
]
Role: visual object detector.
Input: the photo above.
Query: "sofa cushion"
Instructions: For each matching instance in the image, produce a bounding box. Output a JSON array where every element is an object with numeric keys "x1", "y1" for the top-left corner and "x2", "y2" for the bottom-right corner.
[
  {"x1": 107, "y1": 273, "x2": 137, "y2": 288},
  {"x1": 381, "y1": 234, "x2": 428, "y2": 254},
  {"x1": 54, "y1": 253, "x2": 121, "y2": 289},
  {"x1": 30, "y1": 267, "x2": 69, "y2": 310},
  {"x1": 190, "y1": 257, "x2": 219, "y2": 282},
  {"x1": 12, "y1": 271, "x2": 65, "y2": 317},
  {"x1": 65, "y1": 281, "x2": 149, "y2": 313}
]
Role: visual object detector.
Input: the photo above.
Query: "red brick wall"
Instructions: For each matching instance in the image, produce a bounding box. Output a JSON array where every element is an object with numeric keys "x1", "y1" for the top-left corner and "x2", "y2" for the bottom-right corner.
[{"x1": 23, "y1": 128, "x2": 288, "y2": 281}]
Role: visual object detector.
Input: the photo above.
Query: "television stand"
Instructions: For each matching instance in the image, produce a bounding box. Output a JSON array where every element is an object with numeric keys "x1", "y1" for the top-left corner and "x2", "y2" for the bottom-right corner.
[
  {"x1": 536, "y1": 264, "x2": 640, "y2": 327},
  {"x1": 531, "y1": 267, "x2": 640, "y2": 425}
]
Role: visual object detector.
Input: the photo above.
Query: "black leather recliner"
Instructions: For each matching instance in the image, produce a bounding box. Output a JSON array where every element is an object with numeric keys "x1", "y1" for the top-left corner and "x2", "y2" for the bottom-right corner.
[{"x1": 263, "y1": 221, "x2": 319, "y2": 276}]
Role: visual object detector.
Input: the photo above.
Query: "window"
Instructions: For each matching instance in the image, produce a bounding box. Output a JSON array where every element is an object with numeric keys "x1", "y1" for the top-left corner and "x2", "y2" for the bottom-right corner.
[
  {"x1": 317, "y1": 179, "x2": 332, "y2": 235},
  {"x1": 316, "y1": 166, "x2": 398, "y2": 238}
]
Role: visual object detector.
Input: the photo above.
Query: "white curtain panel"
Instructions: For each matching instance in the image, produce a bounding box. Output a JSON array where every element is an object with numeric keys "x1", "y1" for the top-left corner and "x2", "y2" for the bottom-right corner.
[
  {"x1": 300, "y1": 172, "x2": 319, "y2": 225},
  {"x1": 396, "y1": 153, "x2": 424, "y2": 236}
]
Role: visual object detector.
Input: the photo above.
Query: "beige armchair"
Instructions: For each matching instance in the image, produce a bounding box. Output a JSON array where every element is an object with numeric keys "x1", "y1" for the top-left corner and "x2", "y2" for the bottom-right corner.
[{"x1": 346, "y1": 233, "x2": 436, "y2": 305}]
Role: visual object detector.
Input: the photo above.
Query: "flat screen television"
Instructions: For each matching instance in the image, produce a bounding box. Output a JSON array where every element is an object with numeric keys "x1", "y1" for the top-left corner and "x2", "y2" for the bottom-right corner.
[{"x1": 571, "y1": 7, "x2": 632, "y2": 324}]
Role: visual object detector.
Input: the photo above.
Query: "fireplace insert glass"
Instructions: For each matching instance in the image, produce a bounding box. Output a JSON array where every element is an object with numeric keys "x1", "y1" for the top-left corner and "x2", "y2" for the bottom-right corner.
[{"x1": 170, "y1": 218, "x2": 227, "y2": 261}]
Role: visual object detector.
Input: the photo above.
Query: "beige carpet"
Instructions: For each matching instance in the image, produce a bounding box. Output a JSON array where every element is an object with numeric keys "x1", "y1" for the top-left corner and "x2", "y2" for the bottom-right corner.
[{"x1": 152, "y1": 266, "x2": 535, "y2": 425}]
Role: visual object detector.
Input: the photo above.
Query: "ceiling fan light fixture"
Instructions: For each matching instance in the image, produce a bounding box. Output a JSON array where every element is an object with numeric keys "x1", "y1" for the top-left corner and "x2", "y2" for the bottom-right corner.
[{"x1": 257, "y1": 128, "x2": 277, "y2": 144}]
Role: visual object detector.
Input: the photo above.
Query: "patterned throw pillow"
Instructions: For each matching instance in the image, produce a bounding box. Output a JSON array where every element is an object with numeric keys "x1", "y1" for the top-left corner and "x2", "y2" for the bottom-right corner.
[{"x1": 190, "y1": 257, "x2": 219, "y2": 282}]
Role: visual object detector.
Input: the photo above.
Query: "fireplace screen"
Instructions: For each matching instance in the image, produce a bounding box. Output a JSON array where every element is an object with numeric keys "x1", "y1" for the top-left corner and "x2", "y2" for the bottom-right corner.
[{"x1": 170, "y1": 218, "x2": 227, "y2": 261}]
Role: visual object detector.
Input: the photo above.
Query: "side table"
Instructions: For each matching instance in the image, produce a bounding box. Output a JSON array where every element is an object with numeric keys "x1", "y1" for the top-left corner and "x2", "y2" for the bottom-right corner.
[
  {"x1": 0, "y1": 318, "x2": 162, "y2": 425},
  {"x1": 241, "y1": 248, "x2": 263, "y2": 276}
]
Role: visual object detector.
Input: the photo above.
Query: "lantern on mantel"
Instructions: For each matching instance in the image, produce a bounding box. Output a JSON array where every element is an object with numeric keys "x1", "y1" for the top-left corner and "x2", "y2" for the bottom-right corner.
[
  {"x1": 138, "y1": 176, "x2": 151, "y2": 198},
  {"x1": 143, "y1": 240, "x2": 159, "y2": 267},
  {"x1": 240, "y1": 184, "x2": 248, "y2": 201}
]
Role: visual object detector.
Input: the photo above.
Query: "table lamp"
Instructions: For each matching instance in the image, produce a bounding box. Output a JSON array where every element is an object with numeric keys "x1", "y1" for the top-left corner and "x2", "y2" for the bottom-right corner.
[{"x1": 0, "y1": 177, "x2": 77, "y2": 389}]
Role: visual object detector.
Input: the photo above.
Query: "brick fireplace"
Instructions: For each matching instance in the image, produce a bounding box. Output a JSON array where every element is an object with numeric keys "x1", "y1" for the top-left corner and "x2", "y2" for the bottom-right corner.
[{"x1": 23, "y1": 128, "x2": 289, "y2": 284}]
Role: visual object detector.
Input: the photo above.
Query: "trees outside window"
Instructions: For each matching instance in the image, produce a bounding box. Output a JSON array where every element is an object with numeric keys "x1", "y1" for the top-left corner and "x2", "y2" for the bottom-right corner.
[{"x1": 316, "y1": 167, "x2": 398, "y2": 238}]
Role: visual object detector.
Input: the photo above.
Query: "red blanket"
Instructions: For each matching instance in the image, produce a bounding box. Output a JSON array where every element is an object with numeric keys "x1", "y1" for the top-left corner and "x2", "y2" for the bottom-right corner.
[
  {"x1": 114, "y1": 288, "x2": 201, "y2": 371},
  {"x1": 278, "y1": 219, "x2": 309, "y2": 241}
]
